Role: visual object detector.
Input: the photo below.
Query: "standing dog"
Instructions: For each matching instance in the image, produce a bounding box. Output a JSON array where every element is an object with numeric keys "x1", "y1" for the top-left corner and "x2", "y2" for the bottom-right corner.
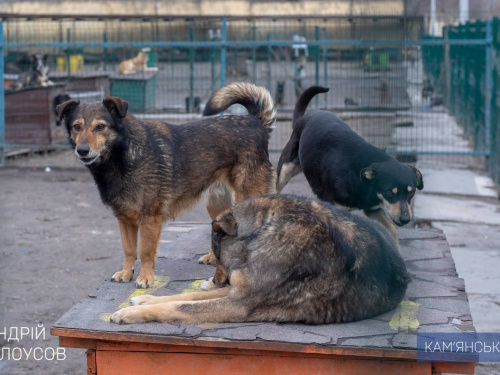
[
  {"x1": 277, "y1": 86, "x2": 423, "y2": 242},
  {"x1": 117, "y1": 51, "x2": 159, "y2": 75},
  {"x1": 57, "y1": 82, "x2": 277, "y2": 288},
  {"x1": 110, "y1": 195, "x2": 409, "y2": 325}
]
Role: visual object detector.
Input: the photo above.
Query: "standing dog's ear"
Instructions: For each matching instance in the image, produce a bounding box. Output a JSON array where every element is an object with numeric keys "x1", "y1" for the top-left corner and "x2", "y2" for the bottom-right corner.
[
  {"x1": 56, "y1": 99, "x2": 80, "y2": 122},
  {"x1": 410, "y1": 166, "x2": 424, "y2": 190},
  {"x1": 361, "y1": 168, "x2": 376, "y2": 182},
  {"x1": 212, "y1": 213, "x2": 237, "y2": 237},
  {"x1": 103, "y1": 97, "x2": 129, "y2": 118}
]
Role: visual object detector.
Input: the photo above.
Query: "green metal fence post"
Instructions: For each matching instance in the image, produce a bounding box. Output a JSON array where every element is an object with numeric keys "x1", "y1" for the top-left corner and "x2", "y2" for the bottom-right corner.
[
  {"x1": 315, "y1": 26, "x2": 320, "y2": 109},
  {"x1": 322, "y1": 27, "x2": 328, "y2": 109},
  {"x1": 66, "y1": 27, "x2": 71, "y2": 79},
  {"x1": 189, "y1": 26, "x2": 194, "y2": 113},
  {"x1": 266, "y1": 32, "x2": 271, "y2": 91},
  {"x1": 0, "y1": 21, "x2": 5, "y2": 167},
  {"x1": 221, "y1": 18, "x2": 227, "y2": 88},
  {"x1": 485, "y1": 19, "x2": 492, "y2": 158},
  {"x1": 103, "y1": 30, "x2": 107, "y2": 71},
  {"x1": 444, "y1": 27, "x2": 450, "y2": 107},
  {"x1": 492, "y1": 18, "x2": 499, "y2": 183},
  {"x1": 210, "y1": 38, "x2": 216, "y2": 92},
  {"x1": 252, "y1": 26, "x2": 257, "y2": 84}
]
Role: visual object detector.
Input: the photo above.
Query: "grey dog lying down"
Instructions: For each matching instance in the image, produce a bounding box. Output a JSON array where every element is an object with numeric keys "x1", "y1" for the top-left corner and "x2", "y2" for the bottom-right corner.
[{"x1": 111, "y1": 194, "x2": 409, "y2": 325}]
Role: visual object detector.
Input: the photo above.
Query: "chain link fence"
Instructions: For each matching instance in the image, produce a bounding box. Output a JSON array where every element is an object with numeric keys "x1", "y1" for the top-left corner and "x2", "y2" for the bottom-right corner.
[{"x1": 0, "y1": 14, "x2": 498, "y2": 188}]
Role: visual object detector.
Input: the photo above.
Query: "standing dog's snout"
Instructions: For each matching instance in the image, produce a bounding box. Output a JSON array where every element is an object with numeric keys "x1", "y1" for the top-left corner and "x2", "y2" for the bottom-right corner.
[{"x1": 76, "y1": 145, "x2": 90, "y2": 157}]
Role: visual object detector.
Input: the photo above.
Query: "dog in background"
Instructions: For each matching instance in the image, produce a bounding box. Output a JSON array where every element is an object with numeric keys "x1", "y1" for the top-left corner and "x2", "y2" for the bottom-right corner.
[
  {"x1": 422, "y1": 78, "x2": 434, "y2": 102},
  {"x1": 277, "y1": 86, "x2": 423, "y2": 242},
  {"x1": 57, "y1": 82, "x2": 277, "y2": 288},
  {"x1": 378, "y1": 78, "x2": 391, "y2": 107},
  {"x1": 9, "y1": 54, "x2": 54, "y2": 90},
  {"x1": 110, "y1": 195, "x2": 409, "y2": 325},
  {"x1": 117, "y1": 51, "x2": 159, "y2": 75}
]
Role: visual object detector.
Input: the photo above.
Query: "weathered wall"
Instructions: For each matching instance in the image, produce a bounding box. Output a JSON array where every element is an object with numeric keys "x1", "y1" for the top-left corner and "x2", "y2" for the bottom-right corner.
[{"x1": 0, "y1": 1, "x2": 404, "y2": 17}]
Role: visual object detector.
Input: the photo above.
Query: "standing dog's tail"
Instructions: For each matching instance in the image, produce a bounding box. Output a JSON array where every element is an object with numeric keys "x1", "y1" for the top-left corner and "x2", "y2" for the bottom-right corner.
[
  {"x1": 203, "y1": 82, "x2": 277, "y2": 133},
  {"x1": 292, "y1": 86, "x2": 329, "y2": 131},
  {"x1": 276, "y1": 86, "x2": 329, "y2": 193}
]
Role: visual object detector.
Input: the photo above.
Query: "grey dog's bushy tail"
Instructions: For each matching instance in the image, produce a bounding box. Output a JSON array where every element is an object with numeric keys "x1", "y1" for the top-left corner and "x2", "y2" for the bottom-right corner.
[
  {"x1": 292, "y1": 86, "x2": 329, "y2": 131},
  {"x1": 203, "y1": 82, "x2": 277, "y2": 132}
]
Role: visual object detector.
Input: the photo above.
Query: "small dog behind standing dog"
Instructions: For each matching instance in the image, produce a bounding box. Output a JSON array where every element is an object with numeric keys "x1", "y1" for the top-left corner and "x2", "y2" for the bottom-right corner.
[
  {"x1": 277, "y1": 86, "x2": 423, "y2": 243},
  {"x1": 117, "y1": 51, "x2": 159, "y2": 75},
  {"x1": 110, "y1": 195, "x2": 409, "y2": 325},
  {"x1": 57, "y1": 82, "x2": 277, "y2": 289}
]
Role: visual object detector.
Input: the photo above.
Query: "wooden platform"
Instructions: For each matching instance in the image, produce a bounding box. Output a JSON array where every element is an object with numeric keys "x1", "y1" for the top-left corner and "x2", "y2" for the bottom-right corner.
[{"x1": 51, "y1": 224, "x2": 476, "y2": 375}]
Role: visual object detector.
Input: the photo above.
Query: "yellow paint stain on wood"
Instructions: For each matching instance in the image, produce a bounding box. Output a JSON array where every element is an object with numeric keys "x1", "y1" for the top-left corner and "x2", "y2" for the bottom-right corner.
[
  {"x1": 182, "y1": 279, "x2": 205, "y2": 294},
  {"x1": 118, "y1": 275, "x2": 170, "y2": 309},
  {"x1": 389, "y1": 300, "x2": 421, "y2": 332}
]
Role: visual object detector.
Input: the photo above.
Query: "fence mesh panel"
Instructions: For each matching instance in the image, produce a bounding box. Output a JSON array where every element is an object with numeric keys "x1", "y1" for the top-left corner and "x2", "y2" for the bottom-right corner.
[{"x1": 0, "y1": 15, "x2": 498, "y2": 186}]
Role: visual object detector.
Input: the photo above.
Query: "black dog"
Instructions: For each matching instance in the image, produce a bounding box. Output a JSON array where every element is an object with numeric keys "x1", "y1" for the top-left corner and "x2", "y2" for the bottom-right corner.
[{"x1": 277, "y1": 86, "x2": 423, "y2": 242}]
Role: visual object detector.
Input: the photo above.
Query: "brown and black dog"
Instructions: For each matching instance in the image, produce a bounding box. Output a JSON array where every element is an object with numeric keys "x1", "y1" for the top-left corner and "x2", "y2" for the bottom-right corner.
[
  {"x1": 57, "y1": 82, "x2": 277, "y2": 288},
  {"x1": 110, "y1": 195, "x2": 409, "y2": 325}
]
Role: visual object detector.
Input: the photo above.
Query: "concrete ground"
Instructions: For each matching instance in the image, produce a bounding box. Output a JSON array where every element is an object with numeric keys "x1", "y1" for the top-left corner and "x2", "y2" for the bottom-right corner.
[{"x1": 414, "y1": 157, "x2": 500, "y2": 375}]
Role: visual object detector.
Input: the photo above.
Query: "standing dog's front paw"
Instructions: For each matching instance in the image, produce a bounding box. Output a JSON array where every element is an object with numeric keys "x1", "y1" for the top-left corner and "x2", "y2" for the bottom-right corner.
[
  {"x1": 111, "y1": 269, "x2": 134, "y2": 283},
  {"x1": 198, "y1": 252, "x2": 218, "y2": 265},
  {"x1": 110, "y1": 306, "x2": 148, "y2": 324},
  {"x1": 135, "y1": 273, "x2": 154, "y2": 289}
]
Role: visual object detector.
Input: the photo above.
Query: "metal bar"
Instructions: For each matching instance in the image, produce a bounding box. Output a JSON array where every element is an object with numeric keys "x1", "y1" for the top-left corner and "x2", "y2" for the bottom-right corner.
[
  {"x1": 444, "y1": 27, "x2": 451, "y2": 108},
  {"x1": 252, "y1": 26, "x2": 256, "y2": 84},
  {"x1": 189, "y1": 26, "x2": 194, "y2": 113},
  {"x1": 484, "y1": 19, "x2": 492, "y2": 154},
  {"x1": 315, "y1": 26, "x2": 320, "y2": 110},
  {"x1": 266, "y1": 33, "x2": 271, "y2": 91},
  {"x1": 322, "y1": 27, "x2": 328, "y2": 109},
  {"x1": 0, "y1": 39, "x2": 491, "y2": 49},
  {"x1": 0, "y1": 21, "x2": 4, "y2": 167},
  {"x1": 220, "y1": 18, "x2": 226, "y2": 88},
  {"x1": 0, "y1": 13, "x2": 425, "y2": 21},
  {"x1": 384, "y1": 150, "x2": 490, "y2": 157},
  {"x1": 103, "y1": 30, "x2": 107, "y2": 72},
  {"x1": 66, "y1": 27, "x2": 71, "y2": 79},
  {"x1": 3, "y1": 144, "x2": 72, "y2": 149}
]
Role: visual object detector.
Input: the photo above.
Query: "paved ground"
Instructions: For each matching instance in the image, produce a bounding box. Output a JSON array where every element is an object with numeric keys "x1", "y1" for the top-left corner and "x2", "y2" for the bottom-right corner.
[{"x1": 414, "y1": 158, "x2": 500, "y2": 375}]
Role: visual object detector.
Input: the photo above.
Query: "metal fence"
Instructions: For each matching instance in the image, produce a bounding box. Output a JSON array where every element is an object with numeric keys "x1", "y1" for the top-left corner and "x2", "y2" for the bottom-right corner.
[
  {"x1": 422, "y1": 18, "x2": 499, "y2": 185},
  {"x1": 0, "y1": 14, "x2": 497, "y2": 185}
]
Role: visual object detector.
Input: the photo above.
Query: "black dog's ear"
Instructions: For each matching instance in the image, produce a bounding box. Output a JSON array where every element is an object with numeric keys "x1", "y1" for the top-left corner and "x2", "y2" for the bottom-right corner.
[
  {"x1": 410, "y1": 166, "x2": 424, "y2": 190},
  {"x1": 31, "y1": 54, "x2": 37, "y2": 62},
  {"x1": 103, "y1": 97, "x2": 128, "y2": 118},
  {"x1": 56, "y1": 99, "x2": 80, "y2": 121},
  {"x1": 212, "y1": 212, "x2": 237, "y2": 237},
  {"x1": 361, "y1": 168, "x2": 376, "y2": 182},
  {"x1": 42, "y1": 54, "x2": 48, "y2": 63}
]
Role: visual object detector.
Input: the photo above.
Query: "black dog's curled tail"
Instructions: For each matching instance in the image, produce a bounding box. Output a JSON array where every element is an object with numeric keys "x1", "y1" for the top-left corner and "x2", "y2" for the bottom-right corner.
[
  {"x1": 203, "y1": 82, "x2": 277, "y2": 133},
  {"x1": 293, "y1": 86, "x2": 329, "y2": 131}
]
